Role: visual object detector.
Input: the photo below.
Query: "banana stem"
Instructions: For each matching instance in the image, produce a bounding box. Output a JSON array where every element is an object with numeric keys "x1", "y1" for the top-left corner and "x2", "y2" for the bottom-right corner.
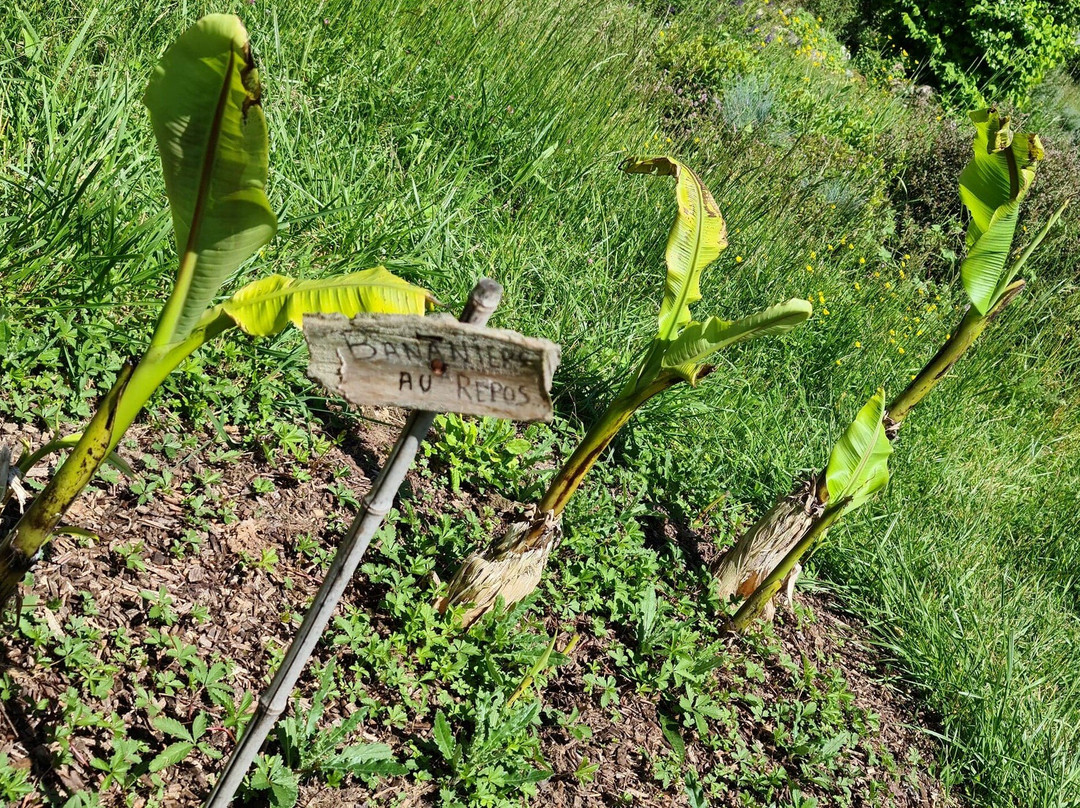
[
  {"x1": 109, "y1": 309, "x2": 236, "y2": 456},
  {"x1": 730, "y1": 503, "x2": 845, "y2": 632},
  {"x1": 730, "y1": 279, "x2": 1028, "y2": 628},
  {"x1": 0, "y1": 366, "x2": 133, "y2": 606},
  {"x1": 538, "y1": 371, "x2": 681, "y2": 515},
  {"x1": 0, "y1": 309, "x2": 237, "y2": 611},
  {"x1": 886, "y1": 280, "x2": 1024, "y2": 427},
  {"x1": 13, "y1": 310, "x2": 236, "y2": 478}
]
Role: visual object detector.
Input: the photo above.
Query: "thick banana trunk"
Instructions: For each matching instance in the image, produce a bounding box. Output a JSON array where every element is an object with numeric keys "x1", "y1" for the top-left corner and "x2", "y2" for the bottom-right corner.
[
  {"x1": 711, "y1": 477, "x2": 823, "y2": 620},
  {"x1": 437, "y1": 373, "x2": 681, "y2": 626},
  {"x1": 436, "y1": 506, "x2": 562, "y2": 626}
]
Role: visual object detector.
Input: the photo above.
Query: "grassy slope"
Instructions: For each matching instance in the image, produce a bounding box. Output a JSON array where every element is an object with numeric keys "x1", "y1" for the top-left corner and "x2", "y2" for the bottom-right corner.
[{"x1": 2, "y1": 0, "x2": 1079, "y2": 806}]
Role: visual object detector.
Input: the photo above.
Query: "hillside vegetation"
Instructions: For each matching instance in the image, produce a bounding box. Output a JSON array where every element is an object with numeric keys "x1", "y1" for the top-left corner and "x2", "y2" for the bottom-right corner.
[{"x1": 1, "y1": 1, "x2": 1079, "y2": 806}]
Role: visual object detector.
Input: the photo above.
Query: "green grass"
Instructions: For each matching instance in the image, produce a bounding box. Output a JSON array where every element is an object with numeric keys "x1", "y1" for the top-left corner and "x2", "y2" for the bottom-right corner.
[{"x1": 2, "y1": 0, "x2": 1080, "y2": 806}]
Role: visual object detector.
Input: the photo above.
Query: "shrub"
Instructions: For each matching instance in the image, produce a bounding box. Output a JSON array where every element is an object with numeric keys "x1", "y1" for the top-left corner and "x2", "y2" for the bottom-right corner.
[
  {"x1": 801, "y1": 0, "x2": 861, "y2": 35},
  {"x1": 721, "y1": 108, "x2": 1066, "y2": 628},
  {"x1": 0, "y1": 15, "x2": 429, "y2": 609},
  {"x1": 438, "y1": 156, "x2": 811, "y2": 625},
  {"x1": 864, "y1": 0, "x2": 1080, "y2": 104}
]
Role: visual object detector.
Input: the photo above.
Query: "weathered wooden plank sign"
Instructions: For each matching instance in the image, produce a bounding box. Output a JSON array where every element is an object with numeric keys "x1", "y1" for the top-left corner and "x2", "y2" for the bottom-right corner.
[{"x1": 304, "y1": 313, "x2": 561, "y2": 422}]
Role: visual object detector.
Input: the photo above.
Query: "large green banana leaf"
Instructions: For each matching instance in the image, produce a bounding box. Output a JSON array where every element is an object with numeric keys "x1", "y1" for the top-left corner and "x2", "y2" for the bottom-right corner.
[
  {"x1": 958, "y1": 108, "x2": 1043, "y2": 314},
  {"x1": 144, "y1": 14, "x2": 278, "y2": 348},
  {"x1": 623, "y1": 156, "x2": 728, "y2": 339},
  {"x1": 825, "y1": 389, "x2": 892, "y2": 513},
  {"x1": 110, "y1": 268, "x2": 431, "y2": 444},
  {"x1": 660, "y1": 299, "x2": 812, "y2": 383},
  {"x1": 220, "y1": 268, "x2": 431, "y2": 336}
]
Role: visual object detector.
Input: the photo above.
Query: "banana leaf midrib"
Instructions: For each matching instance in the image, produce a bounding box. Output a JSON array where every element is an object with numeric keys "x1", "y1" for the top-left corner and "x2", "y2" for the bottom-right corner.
[
  {"x1": 153, "y1": 42, "x2": 240, "y2": 350},
  {"x1": 663, "y1": 164, "x2": 710, "y2": 342},
  {"x1": 185, "y1": 46, "x2": 237, "y2": 260}
]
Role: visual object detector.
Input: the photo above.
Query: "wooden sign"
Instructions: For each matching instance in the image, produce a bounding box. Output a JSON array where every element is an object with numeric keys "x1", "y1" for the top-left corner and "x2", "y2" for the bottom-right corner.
[{"x1": 304, "y1": 313, "x2": 561, "y2": 422}]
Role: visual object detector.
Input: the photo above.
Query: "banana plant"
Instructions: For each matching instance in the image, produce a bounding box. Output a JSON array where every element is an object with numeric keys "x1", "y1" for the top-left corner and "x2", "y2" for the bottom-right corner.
[
  {"x1": 0, "y1": 15, "x2": 429, "y2": 607},
  {"x1": 729, "y1": 390, "x2": 891, "y2": 630},
  {"x1": 437, "y1": 156, "x2": 812, "y2": 625},
  {"x1": 718, "y1": 108, "x2": 1068, "y2": 630},
  {"x1": 885, "y1": 107, "x2": 1064, "y2": 427}
]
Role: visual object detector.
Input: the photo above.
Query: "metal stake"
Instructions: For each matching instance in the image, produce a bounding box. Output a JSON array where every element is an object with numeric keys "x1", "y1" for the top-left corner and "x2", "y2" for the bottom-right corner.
[{"x1": 204, "y1": 278, "x2": 503, "y2": 807}]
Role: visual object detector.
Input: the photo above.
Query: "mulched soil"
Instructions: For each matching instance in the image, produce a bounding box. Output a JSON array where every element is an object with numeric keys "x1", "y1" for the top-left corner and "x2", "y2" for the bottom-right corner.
[{"x1": 1, "y1": 415, "x2": 955, "y2": 807}]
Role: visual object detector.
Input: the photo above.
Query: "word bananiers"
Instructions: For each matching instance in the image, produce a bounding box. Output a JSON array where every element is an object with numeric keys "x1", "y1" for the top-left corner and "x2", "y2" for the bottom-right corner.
[{"x1": 304, "y1": 313, "x2": 561, "y2": 422}]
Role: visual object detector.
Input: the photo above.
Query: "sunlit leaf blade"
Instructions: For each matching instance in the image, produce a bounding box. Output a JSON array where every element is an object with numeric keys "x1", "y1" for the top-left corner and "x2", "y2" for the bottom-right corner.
[
  {"x1": 220, "y1": 268, "x2": 430, "y2": 336},
  {"x1": 149, "y1": 741, "x2": 195, "y2": 773},
  {"x1": 958, "y1": 108, "x2": 1043, "y2": 314},
  {"x1": 152, "y1": 715, "x2": 192, "y2": 740},
  {"x1": 825, "y1": 389, "x2": 892, "y2": 513},
  {"x1": 433, "y1": 711, "x2": 456, "y2": 761},
  {"x1": 144, "y1": 14, "x2": 277, "y2": 346},
  {"x1": 328, "y1": 742, "x2": 396, "y2": 770},
  {"x1": 958, "y1": 109, "x2": 1018, "y2": 233},
  {"x1": 623, "y1": 156, "x2": 728, "y2": 339},
  {"x1": 660, "y1": 299, "x2": 812, "y2": 383},
  {"x1": 961, "y1": 198, "x2": 1021, "y2": 313},
  {"x1": 994, "y1": 198, "x2": 1070, "y2": 303}
]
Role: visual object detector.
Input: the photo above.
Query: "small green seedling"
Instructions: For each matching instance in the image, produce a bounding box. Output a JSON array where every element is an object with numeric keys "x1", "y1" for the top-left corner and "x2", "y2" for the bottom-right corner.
[
  {"x1": 148, "y1": 713, "x2": 222, "y2": 774},
  {"x1": 723, "y1": 108, "x2": 1067, "y2": 629},
  {"x1": 0, "y1": 15, "x2": 429, "y2": 607},
  {"x1": 440, "y1": 156, "x2": 812, "y2": 624}
]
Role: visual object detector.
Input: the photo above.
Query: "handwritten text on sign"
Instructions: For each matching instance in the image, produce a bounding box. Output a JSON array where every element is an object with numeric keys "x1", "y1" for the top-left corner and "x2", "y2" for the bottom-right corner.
[{"x1": 304, "y1": 314, "x2": 561, "y2": 422}]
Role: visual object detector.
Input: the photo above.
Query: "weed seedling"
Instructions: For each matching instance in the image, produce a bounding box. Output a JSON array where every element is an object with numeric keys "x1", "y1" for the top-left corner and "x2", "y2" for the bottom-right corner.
[{"x1": 114, "y1": 541, "x2": 148, "y2": 573}]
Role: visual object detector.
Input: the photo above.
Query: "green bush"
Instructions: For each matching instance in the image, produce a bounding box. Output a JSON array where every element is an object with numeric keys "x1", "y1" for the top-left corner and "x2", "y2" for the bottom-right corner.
[
  {"x1": 865, "y1": 0, "x2": 1080, "y2": 104},
  {"x1": 801, "y1": 0, "x2": 861, "y2": 34}
]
